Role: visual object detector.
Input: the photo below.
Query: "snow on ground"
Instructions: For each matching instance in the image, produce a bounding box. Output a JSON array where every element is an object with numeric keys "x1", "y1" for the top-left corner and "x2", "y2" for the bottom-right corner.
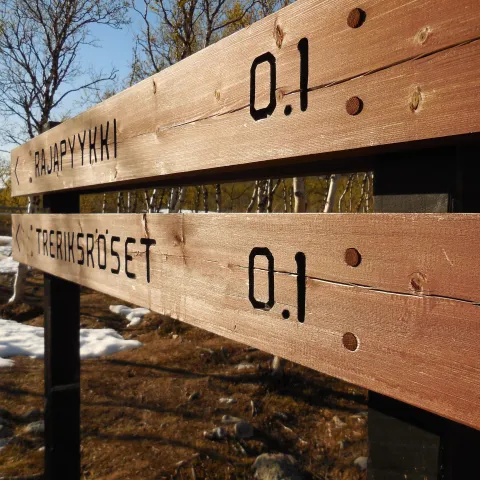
[
  {"x1": 0, "y1": 357, "x2": 15, "y2": 367},
  {"x1": 0, "y1": 235, "x2": 12, "y2": 257},
  {"x1": 0, "y1": 319, "x2": 142, "y2": 367},
  {"x1": 109, "y1": 305, "x2": 151, "y2": 327},
  {"x1": 0, "y1": 256, "x2": 19, "y2": 274},
  {"x1": 0, "y1": 236, "x2": 18, "y2": 274}
]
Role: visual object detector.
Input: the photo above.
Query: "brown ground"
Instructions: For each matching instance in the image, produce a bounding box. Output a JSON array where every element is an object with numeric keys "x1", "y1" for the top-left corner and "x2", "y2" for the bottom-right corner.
[{"x1": 0, "y1": 269, "x2": 367, "y2": 480}]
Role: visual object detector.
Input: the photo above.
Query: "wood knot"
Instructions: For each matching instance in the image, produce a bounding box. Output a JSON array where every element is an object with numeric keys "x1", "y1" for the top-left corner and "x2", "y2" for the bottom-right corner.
[
  {"x1": 173, "y1": 234, "x2": 184, "y2": 245},
  {"x1": 409, "y1": 87, "x2": 422, "y2": 113},
  {"x1": 416, "y1": 26, "x2": 431, "y2": 45},
  {"x1": 347, "y1": 8, "x2": 366, "y2": 29},
  {"x1": 410, "y1": 272, "x2": 427, "y2": 293},
  {"x1": 215, "y1": 90, "x2": 221, "y2": 101},
  {"x1": 153, "y1": 80, "x2": 157, "y2": 94},
  {"x1": 275, "y1": 24, "x2": 284, "y2": 48}
]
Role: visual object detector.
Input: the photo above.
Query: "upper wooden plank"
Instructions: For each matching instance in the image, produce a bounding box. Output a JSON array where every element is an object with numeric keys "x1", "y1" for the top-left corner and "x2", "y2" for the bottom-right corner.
[{"x1": 11, "y1": 0, "x2": 480, "y2": 196}]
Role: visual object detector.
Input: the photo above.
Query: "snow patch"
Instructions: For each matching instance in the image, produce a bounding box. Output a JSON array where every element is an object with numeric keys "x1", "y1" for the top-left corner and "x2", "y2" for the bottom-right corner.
[
  {"x1": 0, "y1": 236, "x2": 12, "y2": 246},
  {"x1": 0, "y1": 236, "x2": 13, "y2": 258},
  {"x1": 354, "y1": 456, "x2": 368, "y2": 471},
  {"x1": 0, "y1": 256, "x2": 18, "y2": 274},
  {"x1": 0, "y1": 357, "x2": 14, "y2": 367},
  {"x1": 109, "y1": 305, "x2": 151, "y2": 327},
  {"x1": 0, "y1": 319, "x2": 142, "y2": 367}
]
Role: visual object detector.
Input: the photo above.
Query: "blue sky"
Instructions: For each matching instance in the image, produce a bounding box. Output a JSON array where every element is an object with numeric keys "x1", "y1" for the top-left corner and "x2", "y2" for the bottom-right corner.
[
  {"x1": 88, "y1": 20, "x2": 136, "y2": 89},
  {"x1": 1, "y1": 12, "x2": 138, "y2": 155}
]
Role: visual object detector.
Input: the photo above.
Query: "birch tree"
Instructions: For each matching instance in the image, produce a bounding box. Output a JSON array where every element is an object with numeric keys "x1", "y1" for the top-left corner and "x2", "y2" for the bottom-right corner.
[
  {"x1": 0, "y1": 0, "x2": 128, "y2": 145},
  {"x1": 1, "y1": 0, "x2": 128, "y2": 303}
]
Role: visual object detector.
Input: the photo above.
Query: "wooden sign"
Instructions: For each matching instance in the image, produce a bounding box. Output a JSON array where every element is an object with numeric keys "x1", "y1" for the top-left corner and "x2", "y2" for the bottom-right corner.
[
  {"x1": 12, "y1": 212, "x2": 480, "y2": 429},
  {"x1": 11, "y1": 0, "x2": 480, "y2": 197}
]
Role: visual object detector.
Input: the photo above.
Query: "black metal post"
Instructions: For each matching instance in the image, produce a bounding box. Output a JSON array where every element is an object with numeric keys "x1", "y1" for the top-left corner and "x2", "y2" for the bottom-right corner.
[{"x1": 43, "y1": 191, "x2": 81, "y2": 480}]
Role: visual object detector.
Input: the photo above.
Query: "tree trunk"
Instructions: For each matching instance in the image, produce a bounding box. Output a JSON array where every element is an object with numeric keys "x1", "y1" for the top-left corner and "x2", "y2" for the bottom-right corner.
[
  {"x1": 324, "y1": 174, "x2": 340, "y2": 213},
  {"x1": 102, "y1": 193, "x2": 107, "y2": 213},
  {"x1": 203, "y1": 186, "x2": 209, "y2": 213},
  {"x1": 215, "y1": 184, "x2": 222, "y2": 213},
  {"x1": 170, "y1": 187, "x2": 185, "y2": 213},
  {"x1": 9, "y1": 195, "x2": 37, "y2": 304},
  {"x1": 272, "y1": 176, "x2": 306, "y2": 376}
]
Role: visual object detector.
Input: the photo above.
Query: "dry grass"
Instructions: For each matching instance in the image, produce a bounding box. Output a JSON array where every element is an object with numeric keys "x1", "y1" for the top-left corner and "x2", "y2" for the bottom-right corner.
[{"x1": 0, "y1": 270, "x2": 367, "y2": 479}]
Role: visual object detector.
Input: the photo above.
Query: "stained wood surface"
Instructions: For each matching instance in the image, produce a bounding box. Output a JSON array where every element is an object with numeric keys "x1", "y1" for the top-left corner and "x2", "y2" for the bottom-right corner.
[
  {"x1": 11, "y1": 0, "x2": 480, "y2": 196},
  {"x1": 12, "y1": 213, "x2": 480, "y2": 429}
]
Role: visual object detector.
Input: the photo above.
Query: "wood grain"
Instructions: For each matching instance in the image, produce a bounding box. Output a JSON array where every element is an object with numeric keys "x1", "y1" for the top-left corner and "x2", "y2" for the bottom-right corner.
[
  {"x1": 11, "y1": 0, "x2": 480, "y2": 196},
  {"x1": 12, "y1": 213, "x2": 480, "y2": 429}
]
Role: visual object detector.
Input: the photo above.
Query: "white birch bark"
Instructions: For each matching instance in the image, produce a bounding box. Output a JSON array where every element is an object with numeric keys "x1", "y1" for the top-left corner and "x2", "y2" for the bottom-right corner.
[
  {"x1": 215, "y1": 184, "x2": 222, "y2": 213},
  {"x1": 170, "y1": 187, "x2": 185, "y2": 213},
  {"x1": 272, "y1": 176, "x2": 306, "y2": 376},
  {"x1": 9, "y1": 195, "x2": 36, "y2": 303},
  {"x1": 324, "y1": 174, "x2": 340, "y2": 213}
]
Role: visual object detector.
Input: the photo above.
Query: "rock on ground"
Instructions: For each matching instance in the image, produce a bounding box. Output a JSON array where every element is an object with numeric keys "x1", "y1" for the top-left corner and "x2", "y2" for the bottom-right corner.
[
  {"x1": 234, "y1": 421, "x2": 254, "y2": 439},
  {"x1": 236, "y1": 362, "x2": 255, "y2": 370},
  {"x1": 221, "y1": 415, "x2": 242, "y2": 424},
  {"x1": 354, "y1": 456, "x2": 368, "y2": 471},
  {"x1": 203, "y1": 426, "x2": 227, "y2": 441},
  {"x1": 253, "y1": 453, "x2": 305, "y2": 480},
  {"x1": 0, "y1": 424, "x2": 13, "y2": 439},
  {"x1": 21, "y1": 408, "x2": 42, "y2": 422},
  {"x1": 24, "y1": 420, "x2": 45, "y2": 435}
]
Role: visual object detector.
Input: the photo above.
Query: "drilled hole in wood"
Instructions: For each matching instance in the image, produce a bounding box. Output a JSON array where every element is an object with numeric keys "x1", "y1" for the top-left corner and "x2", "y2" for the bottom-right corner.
[
  {"x1": 342, "y1": 332, "x2": 359, "y2": 352},
  {"x1": 282, "y1": 309, "x2": 290, "y2": 319},
  {"x1": 346, "y1": 96, "x2": 363, "y2": 116},
  {"x1": 347, "y1": 8, "x2": 366, "y2": 29},
  {"x1": 284, "y1": 105, "x2": 292, "y2": 116},
  {"x1": 345, "y1": 248, "x2": 361, "y2": 267}
]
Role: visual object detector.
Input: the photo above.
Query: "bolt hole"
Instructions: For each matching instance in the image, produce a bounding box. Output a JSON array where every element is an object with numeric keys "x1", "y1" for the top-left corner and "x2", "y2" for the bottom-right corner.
[
  {"x1": 345, "y1": 248, "x2": 361, "y2": 267},
  {"x1": 346, "y1": 96, "x2": 363, "y2": 116},
  {"x1": 342, "y1": 332, "x2": 359, "y2": 352},
  {"x1": 347, "y1": 8, "x2": 366, "y2": 29}
]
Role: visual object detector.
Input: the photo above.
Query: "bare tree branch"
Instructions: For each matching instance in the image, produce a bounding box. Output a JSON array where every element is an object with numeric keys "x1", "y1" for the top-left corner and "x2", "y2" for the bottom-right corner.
[{"x1": 0, "y1": 0, "x2": 129, "y2": 143}]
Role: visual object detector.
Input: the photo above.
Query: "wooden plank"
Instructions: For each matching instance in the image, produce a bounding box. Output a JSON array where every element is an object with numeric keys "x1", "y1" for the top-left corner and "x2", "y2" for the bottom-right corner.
[
  {"x1": 11, "y1": 0, "x2": 480, "y2": 196},
  {"x1": 11, "y1": 212, "x2": 480, "y2": 429}
]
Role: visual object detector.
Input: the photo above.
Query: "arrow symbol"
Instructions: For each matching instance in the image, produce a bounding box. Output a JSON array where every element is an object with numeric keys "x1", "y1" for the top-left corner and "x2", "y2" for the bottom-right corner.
[
  {"x1": 15, "y1": 224, "x2": 20, "y2": 251},
  {"x1": 14, "y1": 157, "x2": 19, "y2": 185}
]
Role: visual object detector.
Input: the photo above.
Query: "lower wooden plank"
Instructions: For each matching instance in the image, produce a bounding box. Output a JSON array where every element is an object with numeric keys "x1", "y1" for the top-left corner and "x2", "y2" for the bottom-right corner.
[{"x1": 12, "y1": 213, "x2": 480, "y2": 430}]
